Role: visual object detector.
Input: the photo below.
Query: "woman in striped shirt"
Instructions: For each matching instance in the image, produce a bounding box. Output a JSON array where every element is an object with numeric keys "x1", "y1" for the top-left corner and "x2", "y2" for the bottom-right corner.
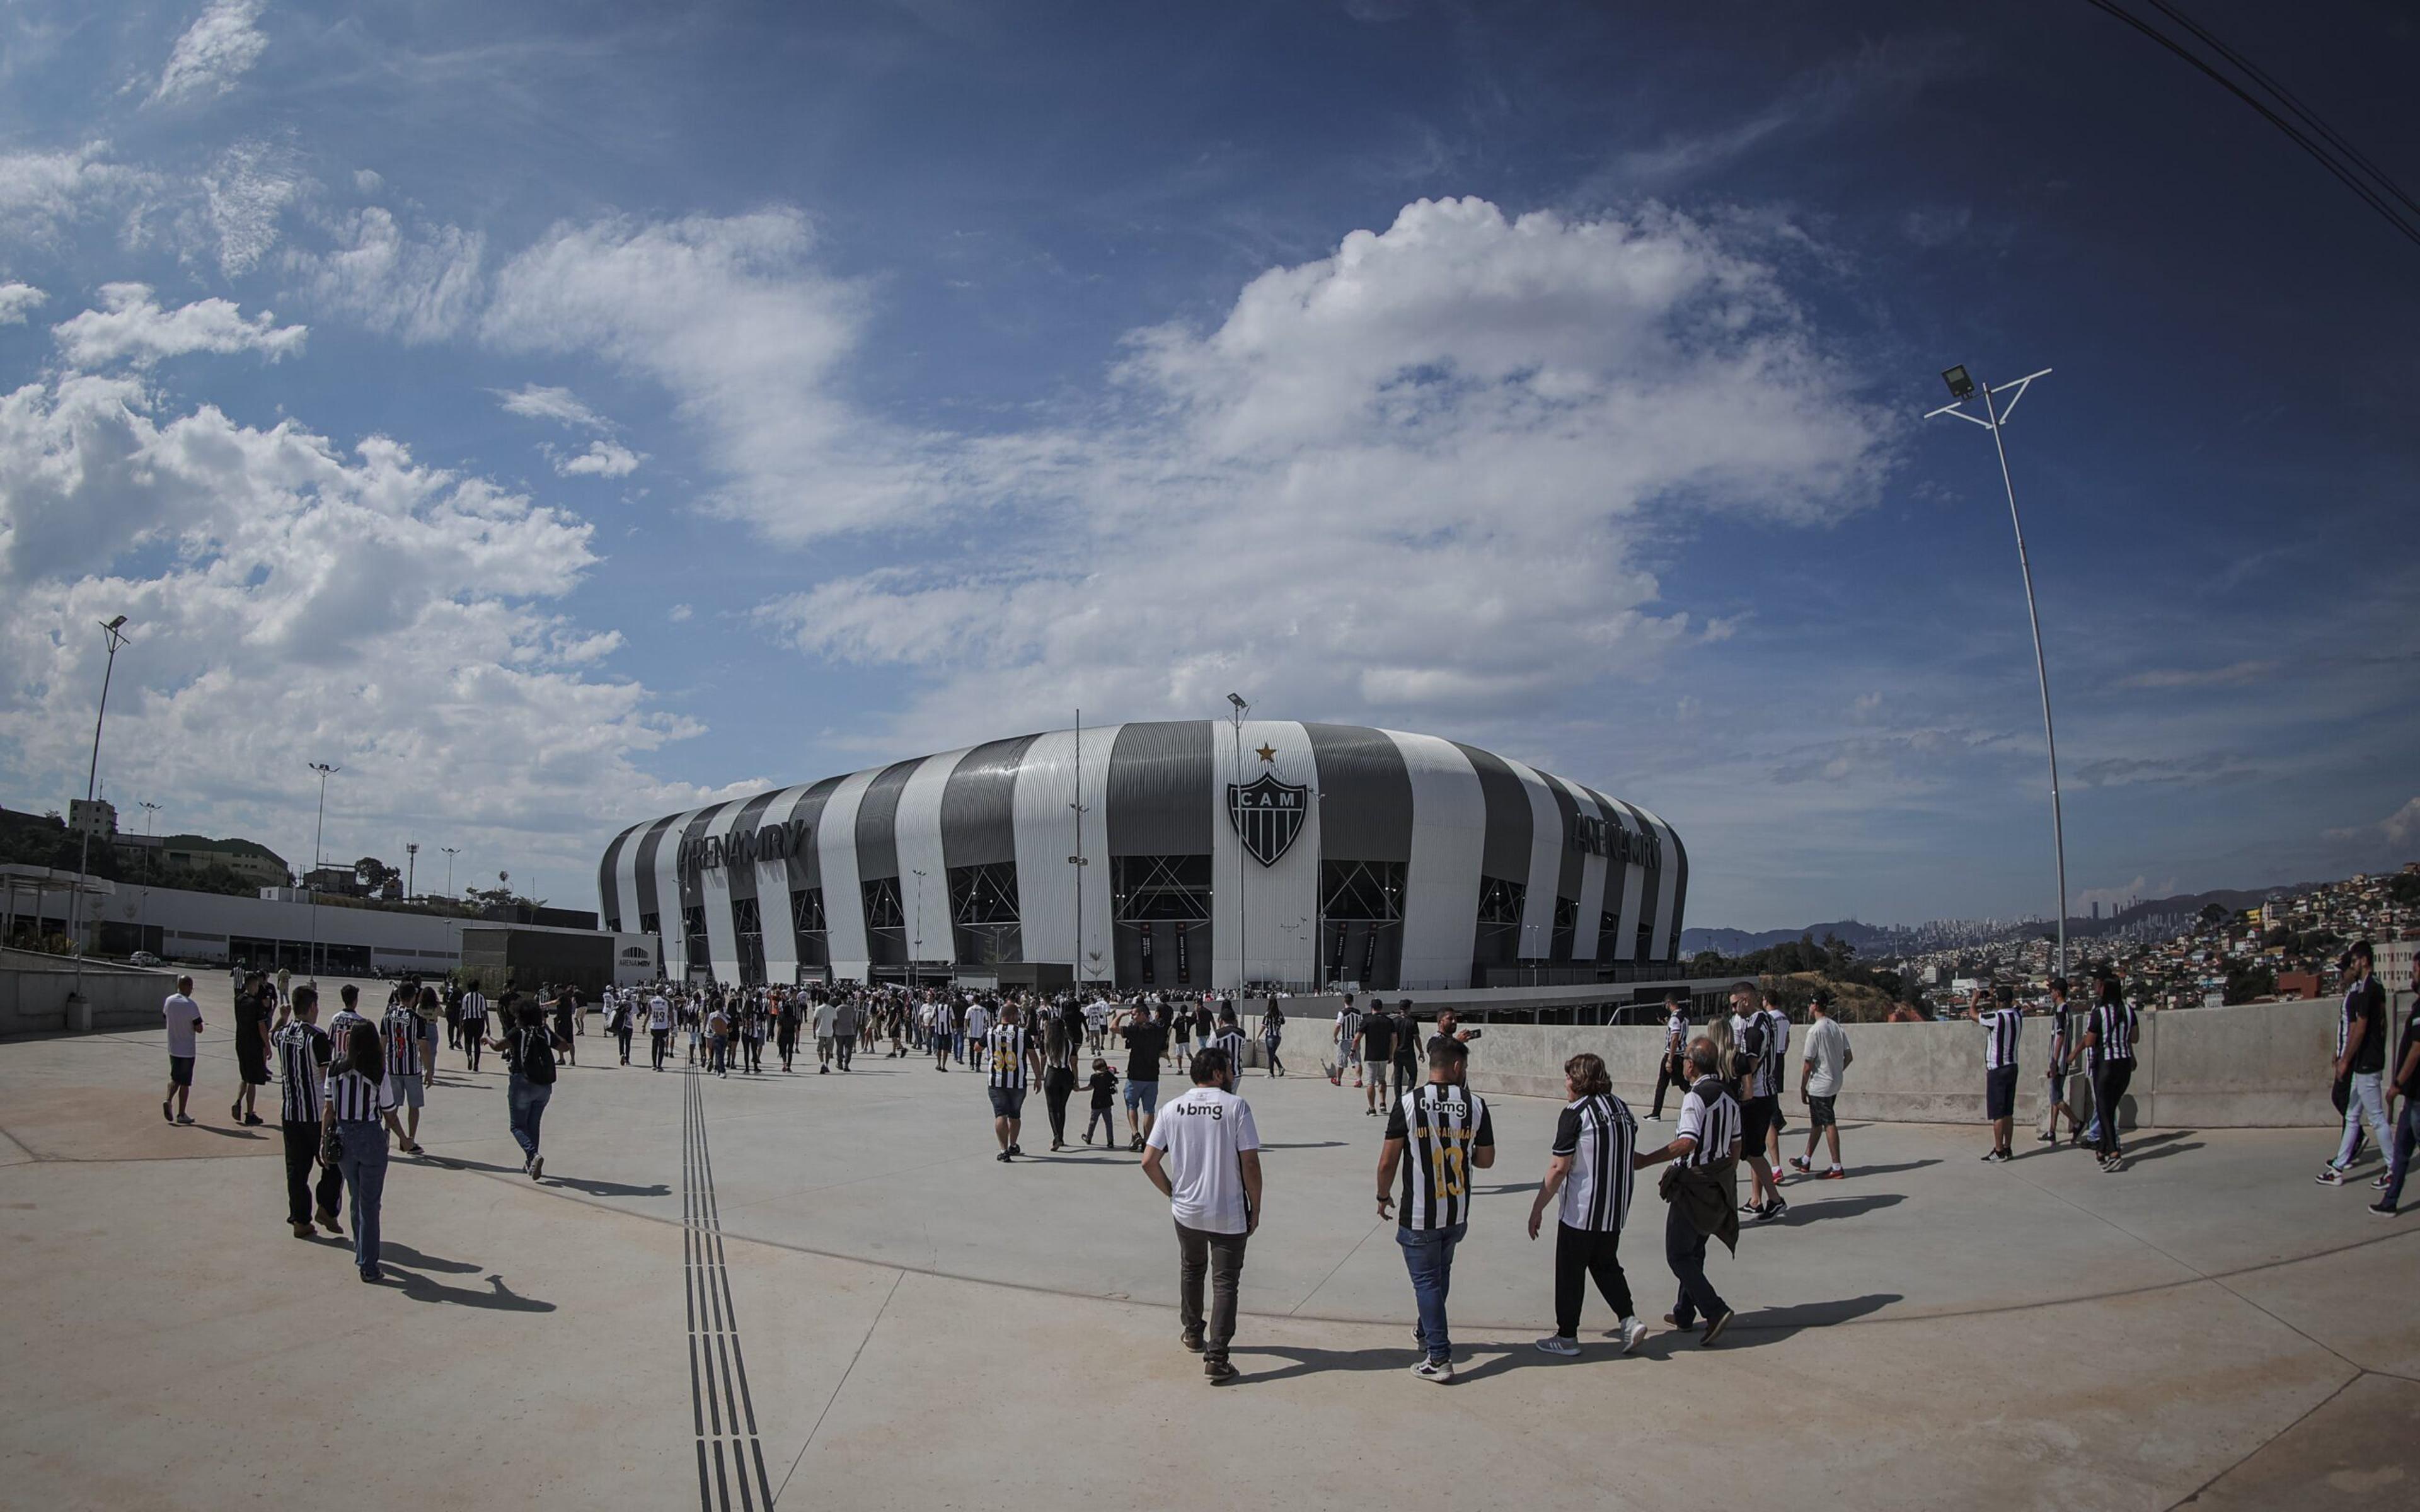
[{"x1": 323, "y1": 1017, "x2": 411, "y2": 1281}]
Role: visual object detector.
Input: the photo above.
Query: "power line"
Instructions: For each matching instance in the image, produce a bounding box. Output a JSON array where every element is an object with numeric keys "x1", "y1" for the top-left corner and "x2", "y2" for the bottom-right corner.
[{"x1": 2081, "y1": 0, "x2": 2420, "y2": 250}]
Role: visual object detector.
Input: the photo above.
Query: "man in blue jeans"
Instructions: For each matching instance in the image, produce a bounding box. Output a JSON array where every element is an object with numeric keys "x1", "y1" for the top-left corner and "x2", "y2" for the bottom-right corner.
[
  {"x1": 1375, "y1": 1037, "x2": 1495, "y2": 1382},
  {"x1": 488, "y1": 996, "x2": 568, "y2": 1182},
  {"x1": 2372, "y1": 952, "x2": 2420, "y2": 1217}
]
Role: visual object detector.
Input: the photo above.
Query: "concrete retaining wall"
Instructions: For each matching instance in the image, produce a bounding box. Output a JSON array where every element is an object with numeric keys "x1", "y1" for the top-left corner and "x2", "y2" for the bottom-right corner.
[
  {"x1": 1462, "y1": 996, "x2": 2395, "y2": 1130},
  {"x1": 0, "y1": 950, "x2": 178, "y2": 1038}
]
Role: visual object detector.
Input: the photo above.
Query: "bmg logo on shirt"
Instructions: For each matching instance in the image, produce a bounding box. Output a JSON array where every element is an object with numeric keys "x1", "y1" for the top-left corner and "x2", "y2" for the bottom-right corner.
[{"x1": 1174, "y1": 1101, "x2": 1225, "y2": 1121}]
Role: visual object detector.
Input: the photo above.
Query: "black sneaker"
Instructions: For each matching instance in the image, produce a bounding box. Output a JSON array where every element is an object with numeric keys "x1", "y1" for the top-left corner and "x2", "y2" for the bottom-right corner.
[
  {"x1": 1204, "y1": 1357, "x2": 1237, "y2": 1383},
  {"x1": 2370, "y1": 1200, "x2": 2398, "y2": 1218},
  {"x1": 1700, "y1": 1309, "x2": 1736, "y2": 1346},
  {"x1": 1182, "y1": 1330, "x2": 1206, "y2": 1353},
  {"x1": 996, "y1": 1150, "x2": 1013, "y2": 1163}
]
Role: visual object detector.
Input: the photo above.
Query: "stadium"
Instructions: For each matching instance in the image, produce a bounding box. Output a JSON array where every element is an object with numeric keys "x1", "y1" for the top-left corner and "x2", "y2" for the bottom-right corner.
[{"x1": 597, "y1": 721, "x2": 1686, "y2": 993}]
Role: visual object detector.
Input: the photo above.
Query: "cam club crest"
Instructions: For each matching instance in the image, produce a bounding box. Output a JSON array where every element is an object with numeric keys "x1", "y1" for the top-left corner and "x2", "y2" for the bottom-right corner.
[{"x1": 1227, "y1": 772, "x2": 1308, "y2": 867}]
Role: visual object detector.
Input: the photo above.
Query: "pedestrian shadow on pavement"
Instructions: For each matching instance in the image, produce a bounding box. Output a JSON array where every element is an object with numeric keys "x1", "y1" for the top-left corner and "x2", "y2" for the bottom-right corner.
[
  {"x1": 1775, "y1": 1193, "x2": 1904, "y2": 1225},
  {"x1": 2118, "y1": 1137, "x2": 2203, "y2": 1166},
  {"x1": 188, "y1": 1124, "x2": 268, "y2": 1141},
  {"x1": 384, "y1": 1268, "x2": 556, "y2": 1312},
  {"x1": 376, "y1": 1242, "x2": 480, "y2": 1274},
  {"x1": 1716, "y1": 1292, "x2": 1901, "y2": 1348},
  {"x1": 1836, "y1": 1159, "x2": 1940, "y2": 1179},
  {"x1": 422, "y1": 1153, "x2": 670, "y2": 1198}
]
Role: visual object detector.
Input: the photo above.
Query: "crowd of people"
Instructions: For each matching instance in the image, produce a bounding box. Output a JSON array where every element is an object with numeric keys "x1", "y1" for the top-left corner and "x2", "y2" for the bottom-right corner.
[{"x1": 155, "y1": 941, "x2": 2416, "y2": 1376}]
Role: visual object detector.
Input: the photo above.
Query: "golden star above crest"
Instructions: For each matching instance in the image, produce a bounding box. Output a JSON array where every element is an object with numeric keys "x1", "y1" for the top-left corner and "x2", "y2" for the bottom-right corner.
[{"x1": 1254, "y1": 743, "x2": 1277, "y2": 763}]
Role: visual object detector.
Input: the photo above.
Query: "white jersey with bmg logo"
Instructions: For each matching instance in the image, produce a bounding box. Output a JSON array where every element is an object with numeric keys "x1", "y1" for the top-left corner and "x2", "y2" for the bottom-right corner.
[
  {"x1": 1145, "y1": 1085, "x2": 1261, "y2": 1235},
  {"x1": 1386, "y1": 1083, "x2": 1495, "y2": 1231}
]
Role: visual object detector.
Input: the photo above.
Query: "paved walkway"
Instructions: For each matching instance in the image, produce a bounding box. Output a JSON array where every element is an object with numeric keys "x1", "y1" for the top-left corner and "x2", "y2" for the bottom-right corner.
[{"x1": 2, "y1": 976, "x2": 2414, "y2": 1509}]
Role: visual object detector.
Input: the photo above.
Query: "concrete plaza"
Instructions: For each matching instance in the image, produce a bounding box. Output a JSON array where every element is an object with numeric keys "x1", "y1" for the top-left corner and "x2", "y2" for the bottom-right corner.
[{"x1": 1, "y1": 976, "x2": 2414, "y2": 1510}]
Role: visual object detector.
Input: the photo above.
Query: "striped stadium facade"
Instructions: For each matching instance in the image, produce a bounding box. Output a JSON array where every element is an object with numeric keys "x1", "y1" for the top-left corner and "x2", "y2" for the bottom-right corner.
[{"x1": 596, "y1": 721, "x2": 1687, "y2": 992}]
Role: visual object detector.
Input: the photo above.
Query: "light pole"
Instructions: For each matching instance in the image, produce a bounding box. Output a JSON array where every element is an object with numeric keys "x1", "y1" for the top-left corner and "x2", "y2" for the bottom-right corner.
[
  {"x1": 910, "y1": 867, "x2": 928, "y2": 985},
  {"x1": 68, "y1": 615, "x2": 130, "y2": 1009},
  {"x1": 1226, "y1": 692, "x2": 1249, "y2": 991},
  {"x1": 1926, "y1": 363, "x2": 2069, "y2": 980},
  {"x1": 135, "y1": 798, "x2": 161, "y2": 944},
  {"x1": 405, "y1": 842, "x2": 418, "y2": 902},
  {"x1": 441, "y1": 846, "x2": 459, "y2": 898},
  {"x1": 308, "y1": 762, "x2": 338, "y2": 982}
]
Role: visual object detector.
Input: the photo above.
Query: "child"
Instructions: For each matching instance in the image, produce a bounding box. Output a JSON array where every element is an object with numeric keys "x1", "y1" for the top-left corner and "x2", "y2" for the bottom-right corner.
[{"x1": 1082, "y1": 1058, "x2": 1118, "y2": 1145}]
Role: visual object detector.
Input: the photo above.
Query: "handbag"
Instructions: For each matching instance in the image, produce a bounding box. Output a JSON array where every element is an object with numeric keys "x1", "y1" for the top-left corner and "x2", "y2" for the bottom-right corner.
[{"x1": 318, "y1": 1118, "x2": 342, "y2": 1169}]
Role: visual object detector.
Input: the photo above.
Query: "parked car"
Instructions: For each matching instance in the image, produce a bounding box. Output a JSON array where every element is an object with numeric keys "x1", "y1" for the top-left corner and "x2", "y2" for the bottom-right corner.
[{"x1": 130, "y1": 951, "x2": 163, "y2": 966}]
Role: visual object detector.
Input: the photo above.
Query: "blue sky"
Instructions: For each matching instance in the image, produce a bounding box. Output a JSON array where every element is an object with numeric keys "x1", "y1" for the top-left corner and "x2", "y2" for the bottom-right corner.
[{"x1": 1, "y1": 0, "x2": 2414, "y2": 927}]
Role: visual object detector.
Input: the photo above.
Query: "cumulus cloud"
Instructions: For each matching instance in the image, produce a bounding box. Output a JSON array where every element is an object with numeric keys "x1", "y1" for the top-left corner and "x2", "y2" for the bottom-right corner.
[
  {"x1": 2325, "y1": 797, "x2": 2420, "y2": 847},
  {"x1": 752, "y1": 196, "x2": 1891, "y2": 747},
  {"x1": 0, "y1": 372, "x2": 735, "y2": 877},
  {"x1": 495, "y1": 383, "x2": 611, "y2": 432},
  {"x1": 151, "y1": 0, "x2": 270, "y2": 106},
  {"x1": 0, "y1": 142, "x2": 159, "y2": 248},
  {"x1": 50, "y1": 283, "x2": 305, "y2": 369},
  {"x1": 2116, "y1": 659, "x2": 2279, "y2": 690},
  {"x1": 668, "y1": 604, "x2": 693, "y2": 623},
  {"x1": 553, "y1": 439, "x2": 641, "y2": 478},
  {"x1": 0, "y1": 284, "x2": 43, "y2": 324},
  {"x1": 285, "y1": 205, "x2": 483, "y2": 342},
  {"x1": 483, "y1": 209, "x2": 937, "y2": 538}
]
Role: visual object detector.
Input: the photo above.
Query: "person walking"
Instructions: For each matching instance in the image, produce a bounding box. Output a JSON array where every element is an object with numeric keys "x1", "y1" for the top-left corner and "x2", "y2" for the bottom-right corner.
[
  {"x1": 1083, "y1": 1057, "x2": 1119, "y2": 1145},
  {"x1": 2369, "y1": 953, "x2": 2420, "y2": 1218},
  {"x1": 1528, "y1": 1051, "x2": 1647, "y2": 1357},
  {"x1": 490, "y1": 996, "x2": 567, "y2": 1181},
  {"x1": 988, "y1": 1003, "x2": 1044, "y2": 1162},
  {"x1": 611, "y1": 990, "x2": 637, "y2": 1066},
  {"x1": 160, "y1": 976, "x2": 204, "y2": 1126},
  {"x1": 552, "y1": 988, "x2": 579, "y2": 1067},
  {"x1": 2078, "y1": 971, "x2": 2138, "y2": 1173},
  {"x1": 1113, "y1": 1004, "x2": 1168, "y2": 1152},
  {"x1": 648, "y1": 989, "x2": 673, "y2": 1071},
  {"x1": 1259, "y1": 995, "x2": 1286, "y2": 1077},
  {"x1": 1330, "y1": 994, "x2": 1363, "y2": 1087},
  {"x1": 1789, "y1": 989, "x2": 1850, "y2": 1180},
  {"x1": 272, "y1": 987, "x2": 342, "y2": 1237},
  {"x1": 1650, "y1": 994, "x2": 1689, "y2": 1121},
  {"x1": 323, "y1": 1009, "x2": 411, "y2": 1281},
  {"x1": 1374, "y1": 1036, "x2": 1497, "y2": 1382},
  {"x1": 1211, "y1": 1009, "x2": 1249, "y2": 1084},
  {"x1": 457, "y1": 984, "x2": 490, "y2": 1072},
  {"x1": 1141, "y1": 1045, "x2": 1262, "y2": 1383},
  {"x1": 833, "y1": 994, "x2": 858, "y2": 1072},
  {"x1": 229, "y1": 968, "x2": 272, "y2": 1126},
  {"x1": 1042, "y1": 1004, "x2": 1080, "y2": 1152},
  {"x1": 1637, "y1": 1038, "x2": 1741, "y2": 1345},
  {"x1": 2320, "y1": 942, "x2": 2390, "y2": 1187},
  {"x1": 379, "y1": 986, "x2": 429, "y2": 1154},
  {"x1": 1968, "y1": 984, "x2": 2024, "y2": 1163},
  {"x1": 2039, "y1": 978, "x2": 2083, "y2": 1146},
  {"x1": 1389, "y1": 999, "x2": 1421, "y2": 1106},
  {"x1": 275, "y1": 965, "x2": 292, "y2": 1012},
  {"x1": 1727, "y1": 985, "x2": 1783, "y2": 1220},
  {"x1": 1356, "y1": 1003, "x2": 1395, "y2": 1117},
  {"x1": 444, "y1": 982, "x2": 463, "y2": 1051}
]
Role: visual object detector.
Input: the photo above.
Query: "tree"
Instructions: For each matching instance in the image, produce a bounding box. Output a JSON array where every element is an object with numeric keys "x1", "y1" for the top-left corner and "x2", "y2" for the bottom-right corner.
[
  {"x1": 354, "y1": 856, "x2": 395, "y2": 892},
  {"x1": 2196, "y1": 902, "x2": 2230, "y2": 927}
]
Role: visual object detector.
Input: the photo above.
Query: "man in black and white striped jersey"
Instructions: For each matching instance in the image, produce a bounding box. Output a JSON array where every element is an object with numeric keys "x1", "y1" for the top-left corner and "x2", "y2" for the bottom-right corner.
[
  {"x1": 1330, "y1": 994, "x2": 1363, "y2": 1087},
  {"x1": 272, "y1": 987, "x2": 342, "y2": 1239},
  {"x1": 1210, "y1": 1009, "x2": 1249, "y2": 1084},
  {"x1": 2077, "y1": 971, "x2": 2138, "y2": 1172},
  {"x1": 988, "y1": 1002, "x2": 1046, "y2": 1163},
  {"x1": 1968, "y1": 984, "x2": 2024, "y2": 1163},
  {"x1": 1637, "y1": 1038, "x2": 1742, "y2": 1346},
  {"x1": 1729, "y1": 985, "x2": 1787, "y2": 1222},
  {"x1": 457, "y1": 985, "x2": 490, "y2": 1072},
  {"x1": 1375, "y1": 1036, "x2": 1497, "y2": 1382},
  {"x1": 1528, "y1": 1051, "x2": 1647, "y2": 1357},
  {"x1": 1651, "y1": 994, "x2": 1689, "y2": 1121}
]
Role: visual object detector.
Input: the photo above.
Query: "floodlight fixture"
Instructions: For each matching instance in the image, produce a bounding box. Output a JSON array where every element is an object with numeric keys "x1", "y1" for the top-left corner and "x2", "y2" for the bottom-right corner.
[{"x1": 1942, "y1": 365, "x2": 1976, "y2": 401}]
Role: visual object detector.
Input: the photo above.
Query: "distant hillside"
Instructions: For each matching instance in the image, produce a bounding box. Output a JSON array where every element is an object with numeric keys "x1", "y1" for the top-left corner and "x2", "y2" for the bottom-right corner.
[
  {"x1": 2073, "y1": 883, "x2": 2322, "y2": 936},
  {"x1": 1680, "y1": 920, "x2": 1894, "y2": 957}
]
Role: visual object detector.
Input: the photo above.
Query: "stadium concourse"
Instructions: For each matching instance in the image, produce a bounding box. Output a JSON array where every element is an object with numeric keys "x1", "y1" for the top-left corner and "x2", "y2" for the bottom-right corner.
[{"x1": 1, "y1": 975, "x2": 2414, "y2": 1511}]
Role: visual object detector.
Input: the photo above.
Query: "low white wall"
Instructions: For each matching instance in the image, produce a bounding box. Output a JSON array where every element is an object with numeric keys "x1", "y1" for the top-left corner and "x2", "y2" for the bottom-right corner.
[
  {"x1": 0, "y1": 950, "x2": 178, "y2": 1038},
  {"x1": 1461, "y1": 997, "x2": 2384, "y2": 1130}
]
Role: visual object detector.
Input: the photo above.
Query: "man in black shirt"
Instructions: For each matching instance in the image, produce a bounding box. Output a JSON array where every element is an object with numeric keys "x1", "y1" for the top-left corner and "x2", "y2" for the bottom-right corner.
[
  {"x1": 2321, "y1": 941, "x2": 2390, "y2": 1186},
  {"x1": 1357, "y1": 1009, "x2": 1395, "y2": 1117},
  {"x1": 1114, "y1": 1007, "x2": 1170, "y2": 1152},
  {"x1": 1390, "y1": 1000, "x2": 1420, "y2": 1103}
]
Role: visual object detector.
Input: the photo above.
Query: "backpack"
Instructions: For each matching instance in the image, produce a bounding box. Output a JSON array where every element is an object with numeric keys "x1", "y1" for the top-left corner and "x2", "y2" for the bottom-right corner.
[{"x1": 520, "y1": 1028, "x2": 558, "y2": 1085}]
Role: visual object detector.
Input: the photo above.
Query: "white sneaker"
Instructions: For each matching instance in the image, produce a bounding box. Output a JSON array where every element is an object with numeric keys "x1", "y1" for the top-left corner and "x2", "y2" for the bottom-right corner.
[
  {"x1": 1533, "y1": 1335, "x2": 1581, "y2": 1357},
  {"x1": 1620, "y1": 1317, "x2": 1648, "y2": 1354},
  {"x1": 1412, "y1": 1356, "x2": 1455, "y2": 1383}
]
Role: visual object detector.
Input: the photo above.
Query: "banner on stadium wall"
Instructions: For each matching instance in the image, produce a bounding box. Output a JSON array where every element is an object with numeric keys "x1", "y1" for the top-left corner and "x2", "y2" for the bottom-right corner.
[{"x1": 1139, "y1": 922, "x2": 1155, "y2": 985}]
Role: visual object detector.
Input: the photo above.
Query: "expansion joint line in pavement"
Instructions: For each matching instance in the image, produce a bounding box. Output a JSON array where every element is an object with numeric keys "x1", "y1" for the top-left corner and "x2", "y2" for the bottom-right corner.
[{"x1": 684, "y1": 1070, "x2": 776, "y2": 1512}]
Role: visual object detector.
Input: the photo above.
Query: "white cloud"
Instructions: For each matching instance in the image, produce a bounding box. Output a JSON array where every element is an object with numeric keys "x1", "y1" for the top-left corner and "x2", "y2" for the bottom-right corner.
[
  {"x1": 2326, "y1": 797, "x2": 2420, "y2": 847},
  {"x1": 285, "y1": 205, "x2": 483, "y2": 342},
  {"x1": 754, "y1": 196, "x2": 1891, "y2": 749},
  {"x1": 193, "y1": 138, "x2": 302, "y2": 278},
  {"x1": 554, "y1": 439, "x2": 641, "y2": 478},
  {"x1": 0, "y1": 284, "x2": 44, "y2": 324},
  {"x1": 0, "y1": 142, "x2": 158, "y2": 248},
  {"x1": 0, "y1": 371, "x2": 735, "y2": 878},
  {"x1": 353, "y1": 168, "x2": 383, "y2": 194},
  {"x1": 483, "y1": 209, "x2": 934, "y2": 539},
  {"x1": 2116, "y1": 659, "x2": 2280, "y2": 690},
  {"x1": 50, "y1": 282, "x2": 305, "y2": 369},
  {"x1": 495, "y1": 383, "x2": 611, "y2": 432},
  {"x1": 151, "y1": 0, "x2": 269, "y2": 106},
  {"x1": 668, "y1": 604, "x2": 693, "y2": 622}
]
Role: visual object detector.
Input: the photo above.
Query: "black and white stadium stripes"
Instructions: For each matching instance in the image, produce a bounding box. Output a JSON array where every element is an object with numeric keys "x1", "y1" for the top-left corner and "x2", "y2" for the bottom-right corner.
[{"x1": 599, "y1": 721, "x2": 1688, "y2": 992}]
